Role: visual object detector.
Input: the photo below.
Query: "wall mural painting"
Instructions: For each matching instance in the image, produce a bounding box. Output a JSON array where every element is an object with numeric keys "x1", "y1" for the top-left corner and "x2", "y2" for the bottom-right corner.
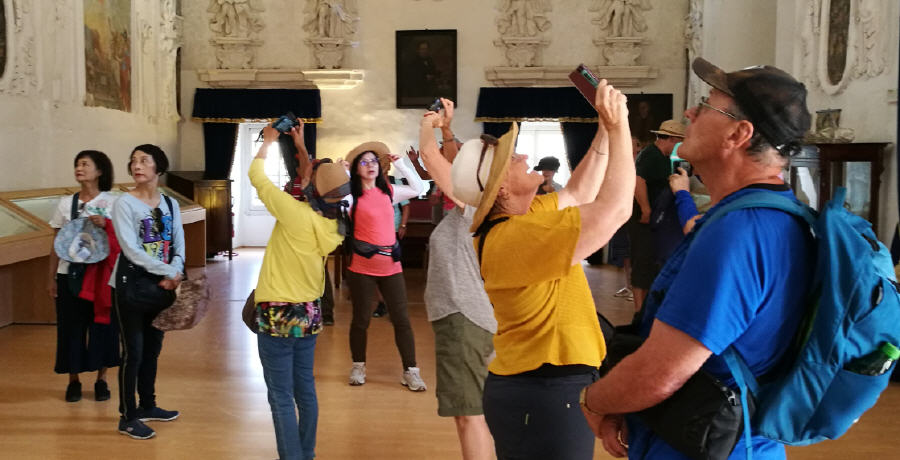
[
  {"x1": 0, "y1": 1, "x2": 6, "y2": 79},
  {"x1": 826, "y1": 0, "x2": 851, "y2": 86},
  {"x1": 84, "y1": 0, "x2": 131, "y2": 112}
]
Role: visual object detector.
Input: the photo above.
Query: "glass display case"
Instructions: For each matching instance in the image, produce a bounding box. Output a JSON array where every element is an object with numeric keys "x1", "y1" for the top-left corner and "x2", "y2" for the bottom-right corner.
[
  {"x1": 788, "y1": 143, "x2": 888, "y2": 237},
  {"x1": 0, "y1": 198, "x2": 55, "y2": 326}
]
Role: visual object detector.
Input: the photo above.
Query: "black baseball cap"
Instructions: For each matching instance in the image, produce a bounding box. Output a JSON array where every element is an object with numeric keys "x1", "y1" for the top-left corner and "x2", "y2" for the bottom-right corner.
[
  {"x1": 533, "y1": 156, "x2": 560, "y2": 172},
  {"x1": 692, "y1": 58, "x2": 811, "y2": 156}
]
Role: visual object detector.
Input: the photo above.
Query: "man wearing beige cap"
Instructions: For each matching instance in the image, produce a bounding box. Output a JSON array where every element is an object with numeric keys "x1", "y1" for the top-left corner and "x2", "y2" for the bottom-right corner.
[{"x1": 629, "y1": 119, "x2": 685, "y2": 311}]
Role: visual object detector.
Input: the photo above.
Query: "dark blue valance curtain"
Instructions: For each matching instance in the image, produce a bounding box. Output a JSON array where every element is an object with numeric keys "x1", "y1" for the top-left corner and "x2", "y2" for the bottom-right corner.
[{"x1": 191, "y1": 89, "x2": 322, "y2": 179}]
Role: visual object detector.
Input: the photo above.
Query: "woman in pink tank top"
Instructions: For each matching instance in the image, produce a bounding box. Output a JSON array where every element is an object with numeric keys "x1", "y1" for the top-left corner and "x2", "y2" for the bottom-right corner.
[{"x1": 344, "y1": 142, "x2": 427, "y2": 391}]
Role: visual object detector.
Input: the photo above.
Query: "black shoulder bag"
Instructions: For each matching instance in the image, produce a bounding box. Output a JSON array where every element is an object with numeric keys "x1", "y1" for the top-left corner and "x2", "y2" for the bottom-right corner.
[{"x1": 116, "y1": 196, "x2": 178, "y2": 312}]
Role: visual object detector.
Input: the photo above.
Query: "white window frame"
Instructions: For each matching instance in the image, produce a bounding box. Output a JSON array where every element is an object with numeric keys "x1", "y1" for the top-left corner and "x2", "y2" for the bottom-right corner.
[
  {"x1": 516, "y1": 121, "x2": 571, "y2": 186},
  {"x1": 239, "y1": 123, "x2": 291, "y2": 216}
]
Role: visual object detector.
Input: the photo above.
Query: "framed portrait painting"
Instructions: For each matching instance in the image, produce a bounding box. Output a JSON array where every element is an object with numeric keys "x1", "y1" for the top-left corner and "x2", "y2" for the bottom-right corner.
[
  {"x1": 626, "y1": 94, "x2": 673, "y2": 145},
  {"x1": 396, "y1": 29, "x2": 457, "y2": 109}
]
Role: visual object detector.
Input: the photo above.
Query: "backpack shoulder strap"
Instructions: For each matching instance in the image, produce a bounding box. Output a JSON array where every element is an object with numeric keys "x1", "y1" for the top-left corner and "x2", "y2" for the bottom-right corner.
[
  {"x1": 473, "y1": 216, "x2": 510, "y2": 267},
  {"x1": 162, "y1": 194, "x2": 175, "y2": 265},
  {"x1": 701, "y1": 191, "x2": 816, "y2": 231},
  {"x1": 70, "y1": 192, "x2": 81, "y2": 220}
]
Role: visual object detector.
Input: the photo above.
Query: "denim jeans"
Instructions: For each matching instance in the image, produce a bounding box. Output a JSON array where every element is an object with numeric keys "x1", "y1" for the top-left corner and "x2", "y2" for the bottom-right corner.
[
  {"x1": 483, "y1": 371, "x2": 599, "y2": 460},
  {"x1": 257, "y1": 333, "x2": 318, "y2": 460}
]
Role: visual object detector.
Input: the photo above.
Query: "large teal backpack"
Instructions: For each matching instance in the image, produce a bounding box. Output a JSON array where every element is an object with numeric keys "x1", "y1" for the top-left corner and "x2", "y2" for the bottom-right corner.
[{"x1": 703, "y1": 188, "x2": 900, "y2": 459}]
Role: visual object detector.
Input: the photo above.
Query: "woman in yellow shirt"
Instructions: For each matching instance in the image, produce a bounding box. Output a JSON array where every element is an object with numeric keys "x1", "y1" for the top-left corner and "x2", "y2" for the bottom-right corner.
[{"x1": 450, "y1": 80, "x2": 635, "y2": 459}]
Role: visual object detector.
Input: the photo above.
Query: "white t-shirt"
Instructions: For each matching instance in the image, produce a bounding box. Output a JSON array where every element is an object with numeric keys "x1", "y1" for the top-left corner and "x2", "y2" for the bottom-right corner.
[{"x1": 49, "y1": 191, "x2": 117, "y2": 274}]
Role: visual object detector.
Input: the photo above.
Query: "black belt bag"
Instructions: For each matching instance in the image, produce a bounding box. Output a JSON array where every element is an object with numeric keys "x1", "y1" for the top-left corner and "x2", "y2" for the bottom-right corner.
[
  {"x1": 116, "y1": 254, "x2": 176, "y2": 312},
  {"x1": 599, "y1": 315, "x2": 751, "y2": 460}
]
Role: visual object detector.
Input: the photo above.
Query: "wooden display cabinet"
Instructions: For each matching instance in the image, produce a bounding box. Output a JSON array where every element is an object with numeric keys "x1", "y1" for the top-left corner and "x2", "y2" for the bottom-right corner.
[{"x1": 165, "y1": 171, "x2": 232, "y2": 260}]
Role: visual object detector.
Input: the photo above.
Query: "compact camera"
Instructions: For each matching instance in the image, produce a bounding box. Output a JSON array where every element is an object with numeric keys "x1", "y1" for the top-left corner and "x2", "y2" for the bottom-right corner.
[
  {"x1": 272, "y1": 112, "x2": 300, "y2": 133},
  {"x1": 256, "y1": 112, "x2": 300, "y2": 141},
  {"x1": 427, "y1": 98, "x2": 444, "y2": 112},
  {"x1": 673, "y1": 159, "x2": 692, "y2": 177}
]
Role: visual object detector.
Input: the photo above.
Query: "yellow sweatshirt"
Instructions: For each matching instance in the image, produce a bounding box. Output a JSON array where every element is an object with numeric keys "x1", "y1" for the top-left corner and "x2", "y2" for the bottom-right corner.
[{"x1": 249, "y1": 158, "x2": 343, "y2": 304}]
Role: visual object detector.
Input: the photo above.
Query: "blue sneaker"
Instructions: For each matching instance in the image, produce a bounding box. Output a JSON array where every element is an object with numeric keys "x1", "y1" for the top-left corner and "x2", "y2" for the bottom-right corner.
[
  {"x1": 118, "y1": 418, "x2": 155, "y2": 440},
  {"x1": 136, "y1": 406, "x2": 180, "y2": 422}
]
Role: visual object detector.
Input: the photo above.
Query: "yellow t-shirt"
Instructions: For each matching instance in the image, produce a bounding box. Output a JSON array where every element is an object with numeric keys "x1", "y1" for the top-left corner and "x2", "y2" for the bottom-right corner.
[
  {"x1": 476, "y1": 193, "x2": 606, "y2": 375},
  {"x1": 249, "y1": 158, "x2": 344, "y2": 304}
]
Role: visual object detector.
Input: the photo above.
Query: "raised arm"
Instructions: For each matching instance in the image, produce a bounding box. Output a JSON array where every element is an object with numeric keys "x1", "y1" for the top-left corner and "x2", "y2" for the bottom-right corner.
[
  {"x1": 249, "y1": 126, "x2": 315, "y2": 230},
  {"x1": 390, "y1": 156, "x2": 426, "y2": 204},
  {"x1": 419, "y1": 111, "x2": 464, "y2": 208},
  {"x1": 570, "y1": 80, "x2": 636, "y2": 265},
  {"x1": 406, "y1": 147, "x2": 432, "y2": 180},
  {"x1": 438, "y1": 98, "x2": 460, "y2": 163},
  {"x1": 556, "y1": 90, "x2": 612, "y2": 210},
  {"x1": 288, "y1": 121, "x2": 313, "y2": 187}
]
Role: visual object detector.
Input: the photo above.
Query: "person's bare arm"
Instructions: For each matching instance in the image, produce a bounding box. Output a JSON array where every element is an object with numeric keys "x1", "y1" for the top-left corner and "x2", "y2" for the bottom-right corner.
[
  {"x1": 635, "y1": 177, "x2": 651, "y2": 224},
  {"x1": 419, "y1": 112, "x2": 465, "y2": 208},
  {"x1": 557, "y1": 116, "x2": 610, "y2": 209},
  {"x1": 398, "y1": 203, "x2": 410, "y2": 239},
  {"x1": 288, "y1": 121, "x2": 312, "y2": 185},
  {"x1": 48, "y1": 230, "x2": 59, "y2": 298},
  {"x1": 570, "y1": 80, "x2": 635, "y2": 264},
  {"x1": 406, "y1": 147, "x2": 432, "y2": 180},
  {"x1": 583, "y1": 320, "x2": 712, "y2": 415},
  {"x1": 438, "y1": 98, "x2": 460, "y2": 163}
]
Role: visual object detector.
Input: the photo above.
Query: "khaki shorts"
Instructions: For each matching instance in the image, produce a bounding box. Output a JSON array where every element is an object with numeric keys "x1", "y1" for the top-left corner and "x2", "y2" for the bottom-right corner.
[{"x1": 432, "y1": 313, "x2": 494, "y2": 417}]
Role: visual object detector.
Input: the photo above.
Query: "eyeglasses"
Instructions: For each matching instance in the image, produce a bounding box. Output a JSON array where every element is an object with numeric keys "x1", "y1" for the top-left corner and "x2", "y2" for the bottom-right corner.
[
  {"x1": 697, "y1": 96, "x2": 739, "y2": 120},
  {"x1": 359, "y1": 158, "x2": 379, "y2": 167}
]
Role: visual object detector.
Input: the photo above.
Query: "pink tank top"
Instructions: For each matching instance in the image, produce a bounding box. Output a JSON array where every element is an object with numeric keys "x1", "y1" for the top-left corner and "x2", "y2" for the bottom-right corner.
[{"x1": 348, "y1": 187, "x2": 402, "y2": 276}]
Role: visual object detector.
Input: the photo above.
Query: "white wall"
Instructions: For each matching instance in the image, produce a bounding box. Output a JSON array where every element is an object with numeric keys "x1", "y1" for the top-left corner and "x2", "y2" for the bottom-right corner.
[
  {"x1": 0, "y1": 1, "x2": 180, "y2": 192},
  {"x1": 179, "y1": 0, "x2": 691, "y2": 167},
  {"x1": 775, "y1": 0, "x2": 899, "y2": 240}
]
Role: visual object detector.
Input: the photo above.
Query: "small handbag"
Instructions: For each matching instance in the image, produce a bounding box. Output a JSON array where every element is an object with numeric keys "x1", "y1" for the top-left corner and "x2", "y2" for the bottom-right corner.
[
  {"x1": 116, "y1": 254, "x2": 177, "y2": 312},
  {"x1": 241, "y1": 289, "x2": 259, "y2": 333},
  {"x1": 152, "y1": 274, "x2": 210, "y2": 331}
]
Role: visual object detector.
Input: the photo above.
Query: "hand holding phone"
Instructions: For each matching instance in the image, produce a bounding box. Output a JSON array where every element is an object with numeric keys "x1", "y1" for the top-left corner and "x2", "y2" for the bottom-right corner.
[
  {"x1": 427, "y1": 98, "x2": 444, "y2": 112},
  {"x1": 569, "y1": 64, "x2": 600, "y2": 109}
]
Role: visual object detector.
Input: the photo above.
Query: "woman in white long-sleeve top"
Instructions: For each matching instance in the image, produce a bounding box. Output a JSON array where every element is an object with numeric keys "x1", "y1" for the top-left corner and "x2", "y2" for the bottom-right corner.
[
  {"x1": 110, "y1": 144, "x2": 185, "y2": 440},
  {"x1": 343, "y1": 142, "x2": 427, "y2": 391}
]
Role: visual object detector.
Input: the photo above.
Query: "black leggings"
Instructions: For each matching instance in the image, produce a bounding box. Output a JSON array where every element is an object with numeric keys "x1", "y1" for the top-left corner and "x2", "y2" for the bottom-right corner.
[
  {"x1": 347, "y1": 271, "x2": 416, "y2": 370},
  {"x1": 113, "y1": 289, "x2": 165, "y2": 421}
]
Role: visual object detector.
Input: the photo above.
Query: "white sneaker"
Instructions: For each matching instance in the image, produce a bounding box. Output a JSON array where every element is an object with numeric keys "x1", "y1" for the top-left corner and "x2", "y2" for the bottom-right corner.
[
  {"x1": 401, "y1": 367, "x2": 427, "y2": 392},
  {"x1": 349, "y1": 362, "x2": 366, "y2": 386},
  {"x1": 613, "y1": 287, "x2": 633, "y2": 298}
]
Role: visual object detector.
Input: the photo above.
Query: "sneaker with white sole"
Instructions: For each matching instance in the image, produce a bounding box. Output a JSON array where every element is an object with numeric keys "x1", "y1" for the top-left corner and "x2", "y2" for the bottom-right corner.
[
  {"x1": 613, "y1": 287, "x2": 632, "y2": 298},
  {"x1": 349, "y1": 362, "x2": 366, "y2": 386},
  {"x1": 136, "y1": 406, "x2": 179, "y2": 422},
  {"x1": 118, "y1": 418, "x2": 156, "y2": 440},
  {"x1": 401, "y1": 367, "x2": 427, "y2": 392}
]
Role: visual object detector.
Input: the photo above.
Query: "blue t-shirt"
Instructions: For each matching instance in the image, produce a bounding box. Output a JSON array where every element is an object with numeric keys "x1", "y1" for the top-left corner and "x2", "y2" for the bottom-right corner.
[{"x1": 628, "y1": 185, "x2": 815, "y2": 460}]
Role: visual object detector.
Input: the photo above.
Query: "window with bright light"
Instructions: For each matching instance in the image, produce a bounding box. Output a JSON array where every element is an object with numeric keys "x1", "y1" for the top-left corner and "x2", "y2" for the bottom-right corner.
[
  {"x1": 516, "y1": 121, "x2": 571, "y2": 186},
  {"x1": 248, "y1": 126, "x2": 290, "y2": 212}
]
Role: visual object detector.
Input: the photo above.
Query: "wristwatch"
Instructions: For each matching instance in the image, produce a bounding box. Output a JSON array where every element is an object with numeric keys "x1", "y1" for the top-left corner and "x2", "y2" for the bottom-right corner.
[{"x1": 579, "y1": 387, "x2": 603, "y2": 416}]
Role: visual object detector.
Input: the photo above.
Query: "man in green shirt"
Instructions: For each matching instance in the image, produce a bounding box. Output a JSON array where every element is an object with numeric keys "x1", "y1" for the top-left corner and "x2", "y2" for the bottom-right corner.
[{"x1": 630, "y1": 120, "x2": 684, "y2": 311}]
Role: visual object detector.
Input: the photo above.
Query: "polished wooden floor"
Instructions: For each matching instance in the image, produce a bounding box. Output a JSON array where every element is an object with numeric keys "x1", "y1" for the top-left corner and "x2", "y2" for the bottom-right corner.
[{"x1": 0, "y1": 248, "x2": 897, "y2": 459}]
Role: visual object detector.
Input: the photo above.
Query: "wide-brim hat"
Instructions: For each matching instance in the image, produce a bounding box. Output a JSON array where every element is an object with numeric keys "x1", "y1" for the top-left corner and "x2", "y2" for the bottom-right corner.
[
  {"x1": 54, "y1": 218, "x2": 110, "y2": 264},
  {"x1": 345, "y1": 141, "x2": 392, "y2": 173},
  {"x1": 649, "y1": 119, "x2": 686, "y2": 137},
  {"x1": 450, "y1": 123, "x2": 519, "y2": 233},
  {"x1": 314, "y1": 162, "x2": 351, "y2": 203}
]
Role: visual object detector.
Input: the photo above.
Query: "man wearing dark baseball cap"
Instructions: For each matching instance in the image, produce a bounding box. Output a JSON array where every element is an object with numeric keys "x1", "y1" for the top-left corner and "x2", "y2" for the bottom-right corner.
[
  {"x1": 581, "y1": 58, "x2": 815, "y2": 460},
  {"x1": 533, "y1": 156, "x2": 563, "y2": 195}
]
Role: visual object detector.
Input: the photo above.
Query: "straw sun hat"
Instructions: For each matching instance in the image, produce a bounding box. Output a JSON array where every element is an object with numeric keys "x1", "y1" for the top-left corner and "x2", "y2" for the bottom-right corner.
[
  {"x1": 450, "y1": 123, "x2": 519, "y2": 233},
  {"x1": 345, "y1": 141, "x2": 392, "y2": 173}
]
